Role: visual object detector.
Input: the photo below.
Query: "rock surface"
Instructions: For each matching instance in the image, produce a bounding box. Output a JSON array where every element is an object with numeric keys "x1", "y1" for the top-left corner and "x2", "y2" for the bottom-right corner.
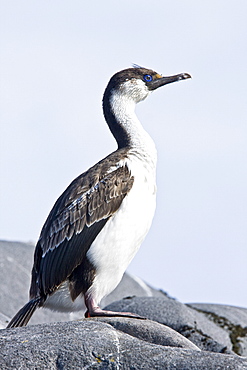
[
  {"x1": 1, "y1": 240, "x2": 247, "y2": 368},
  {"x1": 189, "y1": 303, "x2": 247, "y2": 356},
  {"x1": 105, "y1": 296, "x2": 235, "y2": 354},
  {"x1": 1, "y1": 319, "x2": 247, "y2": 370}
]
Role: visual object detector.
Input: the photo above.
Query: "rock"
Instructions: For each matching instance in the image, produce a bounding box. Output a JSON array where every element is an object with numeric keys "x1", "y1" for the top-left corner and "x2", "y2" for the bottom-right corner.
[
  {"x1": 91, "y1": 317, "x2": 200, "y2": 351},
  {"x1": 1, "y1": 240, "x2": 247, "y2": 368},
  {"x1": 104, "y1": 296, "x2": 234, "y2": 353},
  {"x1": 1, "y1": 319, "x2": 246, "y2": 370},
  {"x1": 0, "y1": 241, "x2": 33, "y2": 317},
  {"x1": 0, "y1": 240, "x2": 80, "y2": 325},
  {"x1": 189, "y1": 303, "x2": 247, "y2": 356},
  {"x1": 0, "y1": 312, "x2": 9, "y2": 330}
]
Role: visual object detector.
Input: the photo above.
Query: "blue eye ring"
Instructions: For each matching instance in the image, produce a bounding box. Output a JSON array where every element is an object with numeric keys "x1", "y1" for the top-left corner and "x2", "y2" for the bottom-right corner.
[{"x1": 143, "y1": 74, "x2": 153, "y2": 82}]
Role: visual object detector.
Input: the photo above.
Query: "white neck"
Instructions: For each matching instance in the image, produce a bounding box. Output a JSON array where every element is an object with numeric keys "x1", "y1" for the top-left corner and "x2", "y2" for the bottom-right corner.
[{"x1": 109, "y1": 89, "x2": 157, "y2": 160}]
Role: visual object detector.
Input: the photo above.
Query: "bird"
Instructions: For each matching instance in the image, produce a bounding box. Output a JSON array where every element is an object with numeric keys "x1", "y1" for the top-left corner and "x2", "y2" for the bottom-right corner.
[{"x1": 7, "y1": 66, "x2": 191, "y2": 328}]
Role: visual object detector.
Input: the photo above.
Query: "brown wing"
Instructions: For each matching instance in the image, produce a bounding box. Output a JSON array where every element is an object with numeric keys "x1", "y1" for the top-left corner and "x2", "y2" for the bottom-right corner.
[{"x1": 30, "y1": 150, "x2": 134, "y2": 299}]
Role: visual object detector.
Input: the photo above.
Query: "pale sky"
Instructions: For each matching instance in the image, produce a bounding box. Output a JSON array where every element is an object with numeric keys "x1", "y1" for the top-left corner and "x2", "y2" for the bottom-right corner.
[{"x1": 1, "y1": 1, "x2": 247, "y2": 307}]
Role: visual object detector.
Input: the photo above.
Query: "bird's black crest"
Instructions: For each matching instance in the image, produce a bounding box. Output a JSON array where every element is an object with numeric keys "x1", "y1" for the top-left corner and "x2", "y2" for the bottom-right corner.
[{"x1": 132, "y1": 63, "x2": 144, "y2": 69}]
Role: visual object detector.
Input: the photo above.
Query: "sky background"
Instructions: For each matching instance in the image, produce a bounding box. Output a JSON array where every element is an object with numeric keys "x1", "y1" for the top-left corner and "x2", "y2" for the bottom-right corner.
[{"x1": 1, "y1": 1, "x2": 247, "y2": 308}]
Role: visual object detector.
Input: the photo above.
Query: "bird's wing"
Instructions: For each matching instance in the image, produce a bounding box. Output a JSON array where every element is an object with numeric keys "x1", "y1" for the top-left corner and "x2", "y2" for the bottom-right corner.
[{"x1": 30, "y1": 150, "x2": 134, "y2": 299}]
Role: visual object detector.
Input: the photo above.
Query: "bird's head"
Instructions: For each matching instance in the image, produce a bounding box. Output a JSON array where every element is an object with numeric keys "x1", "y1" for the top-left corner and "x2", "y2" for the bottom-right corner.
[{"x1": 104, "y1": 66, "x2": 191, "y2": 104}]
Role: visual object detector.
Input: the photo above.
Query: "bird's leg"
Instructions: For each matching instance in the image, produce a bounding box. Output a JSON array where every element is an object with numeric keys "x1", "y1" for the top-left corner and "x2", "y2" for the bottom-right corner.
[{"x1": 84, "y1": 294, "x2": 146, "y2": 319}]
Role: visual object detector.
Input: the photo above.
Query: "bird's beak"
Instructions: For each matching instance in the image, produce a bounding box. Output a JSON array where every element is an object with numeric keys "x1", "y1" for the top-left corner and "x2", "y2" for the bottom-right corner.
[{"x1": 148, "y1": 73, "x2": 191, "y2": 91}]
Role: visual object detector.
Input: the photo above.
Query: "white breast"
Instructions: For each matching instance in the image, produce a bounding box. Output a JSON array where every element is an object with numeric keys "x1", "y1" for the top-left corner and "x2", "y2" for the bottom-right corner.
[{"x1": 86, "y1": 149, "x2": 157, "y2": 305}]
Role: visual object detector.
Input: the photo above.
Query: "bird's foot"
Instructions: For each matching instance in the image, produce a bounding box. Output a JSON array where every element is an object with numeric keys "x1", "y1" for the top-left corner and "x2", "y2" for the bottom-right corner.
[{"x1": 85, "y1": 307, "x2": 146, "y2": 320}]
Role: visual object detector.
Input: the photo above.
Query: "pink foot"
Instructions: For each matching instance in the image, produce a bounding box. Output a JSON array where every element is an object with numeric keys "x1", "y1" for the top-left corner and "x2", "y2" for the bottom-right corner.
[
  {"x1": 84, "y1": 294, "x2": 146, "y2": 319},
  {"x1": 85, "y1": 307, "x2": 146, "y2": 319}
]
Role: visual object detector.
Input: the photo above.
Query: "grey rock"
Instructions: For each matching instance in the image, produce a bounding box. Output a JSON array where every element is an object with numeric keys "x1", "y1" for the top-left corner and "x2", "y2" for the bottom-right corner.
[
  {"x1": 0, "y1": 240, "x2": 83, "y2": 324},
  {"x1": 90, "y1": 317, "x2": 201, "y2": 351},
  {"x1": 105, "y1": 296, "x2": 233, "y2": 353},
  {"x1": 0, "y1": 312, "x2": 9, "y2": 329},
  {"x1": 2, "y1": 239, "x2": 247, "y2": 367},
  {"x1": 189, "y1": 303, "x2": 247, "y2": 328},
  {"x1": 0, "y1": 241, "x2": 33, "y2": 317},
  {"x1": 1, "y1": 319, "x2": 246, "y2": 370},
  {"x1": 189, "y1": 303, "x2": 247, "y2": 356}
]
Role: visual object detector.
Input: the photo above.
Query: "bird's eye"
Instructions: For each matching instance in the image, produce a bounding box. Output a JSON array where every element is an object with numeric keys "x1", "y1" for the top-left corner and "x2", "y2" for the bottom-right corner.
[{"x1": 143, "y1": 74, "x2": 153, "y2": 82}]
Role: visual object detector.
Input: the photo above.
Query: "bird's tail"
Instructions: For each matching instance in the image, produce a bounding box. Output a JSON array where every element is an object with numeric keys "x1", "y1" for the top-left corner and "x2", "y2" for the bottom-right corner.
[{"x1": 6, "y1": 297, "x2": 42, "y2": 328}]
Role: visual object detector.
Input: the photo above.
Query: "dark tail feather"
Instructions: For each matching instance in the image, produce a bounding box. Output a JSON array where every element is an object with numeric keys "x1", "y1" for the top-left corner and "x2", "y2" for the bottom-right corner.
[{"x1": 6, "y1": 298, "x2": 42, "y2": 328}]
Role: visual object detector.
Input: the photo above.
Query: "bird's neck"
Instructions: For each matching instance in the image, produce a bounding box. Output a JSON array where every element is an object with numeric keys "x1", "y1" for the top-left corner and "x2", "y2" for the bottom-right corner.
[{"x1": 103, "y1": 89, "x2": 157, "y2": 162}]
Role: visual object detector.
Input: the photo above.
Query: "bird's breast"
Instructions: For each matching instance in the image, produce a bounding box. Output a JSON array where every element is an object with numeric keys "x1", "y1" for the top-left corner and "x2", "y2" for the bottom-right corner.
[{"x1": 86, "y1": 151, "x2": 157, "y2": 302}]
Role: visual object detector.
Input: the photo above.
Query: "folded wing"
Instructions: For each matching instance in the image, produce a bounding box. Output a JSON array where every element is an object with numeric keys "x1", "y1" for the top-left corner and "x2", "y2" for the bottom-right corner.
[{"x1": 30, "y1": 150, "x2": 134, "y2": 300}]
